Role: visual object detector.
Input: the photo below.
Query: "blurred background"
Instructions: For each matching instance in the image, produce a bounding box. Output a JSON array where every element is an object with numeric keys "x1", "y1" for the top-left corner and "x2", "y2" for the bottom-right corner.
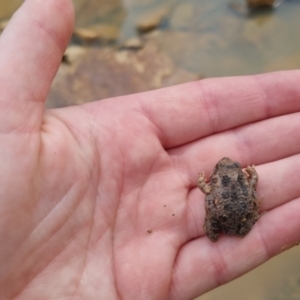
[{"x1": 1, "y1": 0, "x2": 300, "y2": 299}]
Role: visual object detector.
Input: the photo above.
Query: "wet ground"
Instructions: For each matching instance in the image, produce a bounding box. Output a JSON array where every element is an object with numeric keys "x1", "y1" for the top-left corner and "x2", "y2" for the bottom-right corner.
[
  {"x1": 51, "y1": 0, "x2": 300, "y2": 107},
  {"x1": 1, "y1": 0, "x2": 300, "y2": 299},
  {"x1": 2, "y1": 0, "x2": 300, "y2": 107}
]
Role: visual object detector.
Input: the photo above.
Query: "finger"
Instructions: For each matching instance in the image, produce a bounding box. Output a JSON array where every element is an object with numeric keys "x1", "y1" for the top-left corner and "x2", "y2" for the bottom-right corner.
[
  {"x1": 169, "y1": 112, "x2": 300, "y2": 186},
  {"x1": 184, "y1": 155, "x2": 300, "y2": 241},
  {"x1": 136, "y1": 70, "x2": 300, "y2": 148},
  {"x1": 0, "y1": 0, "x2": 74, "y2": 132},
  {"x1": 170, "y1": 198, "x2": 300, "y2": 300}
]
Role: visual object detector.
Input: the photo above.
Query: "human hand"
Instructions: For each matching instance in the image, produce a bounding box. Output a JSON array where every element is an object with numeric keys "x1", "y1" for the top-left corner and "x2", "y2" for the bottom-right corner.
[{"x1": 1, "y1": 1, "x2": 300, "y2": 299}]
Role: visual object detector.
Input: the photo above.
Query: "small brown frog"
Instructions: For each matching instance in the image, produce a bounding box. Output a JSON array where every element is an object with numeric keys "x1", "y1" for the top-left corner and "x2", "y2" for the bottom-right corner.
[{"x1": 198, "y1": 157, "x2": 260, "y2": 242}]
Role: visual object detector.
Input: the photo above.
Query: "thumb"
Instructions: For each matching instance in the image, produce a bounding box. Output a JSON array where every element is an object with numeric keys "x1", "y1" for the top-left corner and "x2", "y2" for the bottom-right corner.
[{"x1": 0, "y1": 0, "x2": 74, "y2": 133}]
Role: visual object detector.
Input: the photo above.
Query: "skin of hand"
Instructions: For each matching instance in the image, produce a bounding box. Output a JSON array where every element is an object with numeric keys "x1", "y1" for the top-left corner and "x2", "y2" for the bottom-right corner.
[{"x1": 1, "y1": 1, "x2": 300, "y2": 299}]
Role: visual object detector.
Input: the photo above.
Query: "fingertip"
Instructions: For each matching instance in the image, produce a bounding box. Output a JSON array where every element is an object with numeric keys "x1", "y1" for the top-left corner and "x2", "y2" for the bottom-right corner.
[{"x1": 19, "y1": 0, "x2": 75, "y2": 51}]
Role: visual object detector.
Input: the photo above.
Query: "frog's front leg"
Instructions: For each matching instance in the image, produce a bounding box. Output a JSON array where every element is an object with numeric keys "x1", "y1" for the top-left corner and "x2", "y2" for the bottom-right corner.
[
  {"x1": 245, "y1": 166, "x2": 258, "y2": 190},
  {"x1": 197, "y1": 172, "x2": 212, "y2": 194}
]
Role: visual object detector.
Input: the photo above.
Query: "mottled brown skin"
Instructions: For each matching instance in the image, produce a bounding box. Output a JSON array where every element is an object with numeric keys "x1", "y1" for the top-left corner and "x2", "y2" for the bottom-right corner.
[{"x1": 198, "y1": 157, "x2": 260, "y2": 242}]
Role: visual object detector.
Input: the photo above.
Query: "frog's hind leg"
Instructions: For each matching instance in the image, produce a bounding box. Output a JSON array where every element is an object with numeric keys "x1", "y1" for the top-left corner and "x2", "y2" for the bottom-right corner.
[{"x1": 204, "y1": 217, "x2": 220, "y2": 242}]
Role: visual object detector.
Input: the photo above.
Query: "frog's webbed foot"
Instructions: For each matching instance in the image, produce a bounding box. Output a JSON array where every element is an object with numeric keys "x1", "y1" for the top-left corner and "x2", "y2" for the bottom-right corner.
[{"x1": 197, "y1": 172, "x2": 212, "y2": 194}]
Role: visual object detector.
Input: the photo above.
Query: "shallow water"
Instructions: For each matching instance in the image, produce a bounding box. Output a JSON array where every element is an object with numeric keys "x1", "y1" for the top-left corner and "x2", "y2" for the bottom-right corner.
[
  {"x1": 1, "y1": 0, "x2": 300, "y2": 299},
  {"x1": 2, "y1": 0, "x2": 300, "y2": 77},
  {"x1": 117, "y1": 0, "x2": 300, "y2": 77},
  {"x1": 74, "y1": 0, "x2": 300, "y2": 77}
]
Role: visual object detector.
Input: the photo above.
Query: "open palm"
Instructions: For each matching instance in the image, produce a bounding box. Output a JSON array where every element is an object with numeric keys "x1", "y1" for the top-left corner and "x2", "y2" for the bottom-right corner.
[{"x1": 1, "y1": 1, "x2": 300, "y2": 300}]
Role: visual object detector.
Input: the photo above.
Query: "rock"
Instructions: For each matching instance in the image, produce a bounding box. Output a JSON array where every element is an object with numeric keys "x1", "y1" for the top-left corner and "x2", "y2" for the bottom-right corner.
[
  {"x1": 247, "y1": 0, "x2": 279, "y2": 8},
  {"x1": 48, "y1": 38, "x2": 200, "y2": 108},
  {"x1": 136, "y1": 7, "x2": 169, "y2": 33},
  {"x1": 119, "y1": 37, "x2": 144, "y2": 50},
  {"x1": 62, "y1": 45, "x2": 87, "y2": 64},
  {"x1": 73, "y1": 24, "x2": 119, "y2": 42},
  {"x1": 229, "y1": 0, "x2": 282, "y2": 15}
]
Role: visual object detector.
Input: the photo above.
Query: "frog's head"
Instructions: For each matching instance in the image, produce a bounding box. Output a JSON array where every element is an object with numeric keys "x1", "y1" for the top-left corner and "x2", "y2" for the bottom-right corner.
[{"x1": 216, "y1": 157, "x2": 241, "y2": 170}]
